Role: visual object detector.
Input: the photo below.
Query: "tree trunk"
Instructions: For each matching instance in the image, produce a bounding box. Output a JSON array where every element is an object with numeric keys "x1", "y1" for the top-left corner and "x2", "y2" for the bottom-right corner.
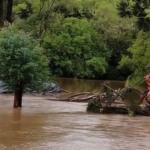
[
  {"x1": 0, "y1": 0, "x2": 4, "y2": 27},
  {"x1": 14, "y1": 89, "x2": 23, "y2": 108},
  {"x1": 6, "y1": 0, "x2": 13, "y2": 23}
]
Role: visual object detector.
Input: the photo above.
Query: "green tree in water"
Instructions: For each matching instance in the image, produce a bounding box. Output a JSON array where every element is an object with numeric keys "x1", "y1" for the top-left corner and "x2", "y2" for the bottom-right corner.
[{"x1": 0, "y1": 26, "x2": 49, "y2": 108}]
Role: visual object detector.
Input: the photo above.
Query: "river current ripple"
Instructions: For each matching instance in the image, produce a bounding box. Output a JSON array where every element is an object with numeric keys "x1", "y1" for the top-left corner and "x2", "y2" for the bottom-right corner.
[{"x1": 0, "y1": 94, "x2": 150, "y2": 150}]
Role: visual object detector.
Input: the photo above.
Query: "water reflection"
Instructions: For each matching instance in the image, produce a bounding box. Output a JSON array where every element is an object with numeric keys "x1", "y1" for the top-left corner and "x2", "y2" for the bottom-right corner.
[
  {"x1": 53, "y1": 78, "x2": 125, "y2": 93},
  {"x1": 12, "y1": 108, "x2": 21, "y2": 122}
]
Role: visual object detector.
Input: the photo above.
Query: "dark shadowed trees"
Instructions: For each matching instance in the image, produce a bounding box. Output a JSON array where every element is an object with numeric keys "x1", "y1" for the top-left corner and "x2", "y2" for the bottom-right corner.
[
  {"x1": 6, "y1": 0, "x2": 13, "y2": 22},
  {"x1": 0, "y1": 0, "x2": 13, "y2": 27},
  {"x1": 0, "y1": 0, "x2": 4, "y2": 27},
  {"x1": 117, "y1": 0, "x2": 150, "y2": 31}
]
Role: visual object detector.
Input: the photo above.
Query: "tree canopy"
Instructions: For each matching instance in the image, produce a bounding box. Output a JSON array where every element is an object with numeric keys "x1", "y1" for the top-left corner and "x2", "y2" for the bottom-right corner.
[{"x1": 0, "y1": 0, "x2": 145, "y2": 81}]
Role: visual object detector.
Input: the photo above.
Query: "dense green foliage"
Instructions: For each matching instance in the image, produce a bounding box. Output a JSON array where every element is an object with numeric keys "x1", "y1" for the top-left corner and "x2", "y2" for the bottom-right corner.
[
  {"x1": 1, "y1": 0, "x2": 149, "y2": 83},
  {"x1": 119, "y1": 31, "x2": 150, "y2": 85},
  {"x1": 93, "y1": 0, "x2": 136, "y2": 78},
  {"x1": 12, "y1": 0, "x2": 136, "y2": 79},
  {"x1": 117, "y1": 0, "x2": 150, "y2": 85},
  {"x1": 0, "y1": 26, "x2": 49, "y2": 92},
  {"x1": 43, "y1": 17, "x2": 109, "y2": 78}
]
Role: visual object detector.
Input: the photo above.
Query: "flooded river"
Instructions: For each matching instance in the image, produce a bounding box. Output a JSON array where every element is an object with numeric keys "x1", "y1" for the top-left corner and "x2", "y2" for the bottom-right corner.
[{"x1": 0, "y1": 79, "x2": 150, "y2": 150}]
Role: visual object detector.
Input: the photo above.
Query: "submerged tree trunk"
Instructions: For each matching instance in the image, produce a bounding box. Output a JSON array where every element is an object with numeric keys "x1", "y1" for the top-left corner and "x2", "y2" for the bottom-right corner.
[{"x1": 14, "y1": 89, "x2": 23, "y2": 108}]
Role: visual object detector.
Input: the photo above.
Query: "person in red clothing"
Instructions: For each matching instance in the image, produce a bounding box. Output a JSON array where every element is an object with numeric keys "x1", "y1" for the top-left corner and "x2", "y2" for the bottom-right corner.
[{"x1": 140, "y1": 74, "x2": 150, "y2": 101}]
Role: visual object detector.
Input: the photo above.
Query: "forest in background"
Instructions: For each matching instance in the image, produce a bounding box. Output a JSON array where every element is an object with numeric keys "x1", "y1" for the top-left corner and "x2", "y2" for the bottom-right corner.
[{"x1": 0, "y1": 0, "x2": 150, "y2": 85}]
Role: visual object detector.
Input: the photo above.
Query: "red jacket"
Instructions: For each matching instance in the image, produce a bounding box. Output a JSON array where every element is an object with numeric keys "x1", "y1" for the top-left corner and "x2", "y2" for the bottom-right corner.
[
  {"x1": 144, "y1": 74, "x2": 150, "y2": 90},
  {"x1": 147, "y1": 79, "x2": 150, "y2": 90}
]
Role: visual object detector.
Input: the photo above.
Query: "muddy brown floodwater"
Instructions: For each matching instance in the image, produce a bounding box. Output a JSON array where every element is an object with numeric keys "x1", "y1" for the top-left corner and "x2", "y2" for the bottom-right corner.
[{"x1": 0, "y1": 79, "x2": 150, "y2": 150}]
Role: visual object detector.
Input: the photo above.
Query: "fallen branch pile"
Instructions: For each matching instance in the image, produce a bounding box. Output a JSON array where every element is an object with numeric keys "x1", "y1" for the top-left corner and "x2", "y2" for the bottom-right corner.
[{"x1": 44, "y1": 82, "x2": 150, "y2": 116}]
